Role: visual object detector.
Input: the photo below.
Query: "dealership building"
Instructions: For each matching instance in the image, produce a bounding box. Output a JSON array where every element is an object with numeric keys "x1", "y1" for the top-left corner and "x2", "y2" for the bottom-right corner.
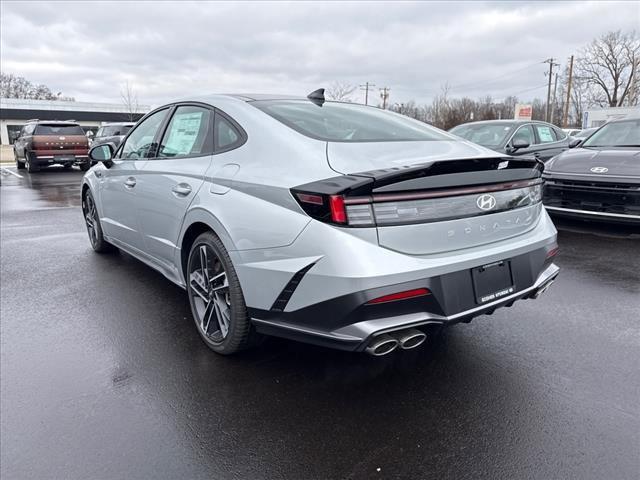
[
  {"x1": 582, "y1": 105, "x2": 640, "y2": 128},
  {"x1": 0, "y1": 98, "x2": 149, "y2": 144}
]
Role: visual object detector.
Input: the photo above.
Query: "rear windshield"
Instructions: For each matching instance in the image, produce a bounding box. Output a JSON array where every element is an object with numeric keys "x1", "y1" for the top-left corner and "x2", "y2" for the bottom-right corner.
[
  {"x1": 582, "y1": 119, "x2": 640, "y2": 147},
  {"x1": 251, "y1": 100, "x2": 451, "y2": 142},
  {"x1": 99, "y1": 125, "x2": 133, "y2": 137},
  {"x1": 34, "y1": 124, "x2": 84, "y2": 135},
  {"x1": 449, "y1": 123, "x2": 513, "y2": 148}
]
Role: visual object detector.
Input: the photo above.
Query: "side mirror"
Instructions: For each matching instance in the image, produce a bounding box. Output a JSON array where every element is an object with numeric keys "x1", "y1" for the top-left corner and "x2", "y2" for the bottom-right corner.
[
  {"x1": 89, "y1": 144, "x2": 114, "y2": 165},
  {"x1": 86, "y1": 131, "x2": 94, "y2": 137},
  {"x1": 568, "y1": 138, "x2": 582, "y2": 148},
  {"x1": 506, "y1": 138, "x2": 530, "y2": 154}
]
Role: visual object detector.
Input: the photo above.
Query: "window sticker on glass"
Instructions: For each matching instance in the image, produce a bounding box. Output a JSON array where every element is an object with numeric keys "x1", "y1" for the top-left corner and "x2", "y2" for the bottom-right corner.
[
  {"x1": 162, "y1": 112, "x2": 204, "y2": 156},
  {"x1": 537, "y1": 126, "x2": 554, "y2": 142}
]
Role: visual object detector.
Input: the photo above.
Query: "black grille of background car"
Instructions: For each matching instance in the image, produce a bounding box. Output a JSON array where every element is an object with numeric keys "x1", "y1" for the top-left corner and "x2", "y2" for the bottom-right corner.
[{"x1": 543, "y1": 179, "x2": 640, "y2": 215}]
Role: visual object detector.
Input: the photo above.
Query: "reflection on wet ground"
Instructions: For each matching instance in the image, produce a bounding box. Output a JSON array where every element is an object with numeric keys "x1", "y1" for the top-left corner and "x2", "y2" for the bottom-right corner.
[{"x1": 1, "y1": 170, "x2": 639, "y2": 479}]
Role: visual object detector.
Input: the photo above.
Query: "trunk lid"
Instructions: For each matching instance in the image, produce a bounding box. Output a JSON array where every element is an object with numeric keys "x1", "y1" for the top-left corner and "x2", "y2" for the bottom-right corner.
[{"x1": 323, "y1": 141, "x2": 544, "y2": 255}]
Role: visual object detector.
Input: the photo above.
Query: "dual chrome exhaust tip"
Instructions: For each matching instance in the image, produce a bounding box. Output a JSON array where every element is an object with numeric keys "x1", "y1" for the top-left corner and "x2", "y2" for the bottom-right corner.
[{"x1": 365, "y1": 328, "x2": 427, "y2": 356}]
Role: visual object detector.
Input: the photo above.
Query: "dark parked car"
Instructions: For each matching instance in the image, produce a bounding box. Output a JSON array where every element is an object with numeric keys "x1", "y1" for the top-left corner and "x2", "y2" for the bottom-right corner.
[
  {"x1": 449, "y1": 120, "x2": 570, "y2": 161},
  {"x1": 92, "y1": 122, "x2": 135, "y2": 149},
  {"x1": 13, "y1": 120, "x2": 90, "y2": 172},
  {"x1": 543, "y1": 117, "x2": 640, "y2": 224}
]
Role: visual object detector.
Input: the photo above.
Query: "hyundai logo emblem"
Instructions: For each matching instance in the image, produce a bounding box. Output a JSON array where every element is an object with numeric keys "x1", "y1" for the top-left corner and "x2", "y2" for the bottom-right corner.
[
  {"x1": 476, "y1": 194, "x2": 497, "y2": 211},
  {"x1": 590, "y1": 166, "x2": 608, "y2": 173}
]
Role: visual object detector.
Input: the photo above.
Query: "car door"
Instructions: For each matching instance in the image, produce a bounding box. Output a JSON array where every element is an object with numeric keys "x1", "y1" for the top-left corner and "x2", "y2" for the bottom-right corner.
[
  {"x1": 13, "y1": 127, "x2": 25, "y2": 157},
  {"x1": 530, "y1": 123, "x2": 568, "y2": 161},
  {"x1": 135, "y1": 104, "x2": 215, "y2": 269},
  {"x1": 15, "y1": 124, "x2": 32, "y2": 158},
  {"x1": 98, "y1": 108, "x2": 170, "y2": 251}
]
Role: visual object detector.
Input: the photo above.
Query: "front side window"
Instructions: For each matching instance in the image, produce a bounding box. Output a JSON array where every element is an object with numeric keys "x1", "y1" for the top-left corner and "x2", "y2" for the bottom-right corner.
[
  {"x1": 534, "y1": 124, "x2": 557, "y2": 144},
  {"x1": 34, "y1": 124, "x2": 84, "y2": 135},
  {"x1": 511, "y1": 125, "x2": 534, "y2": 145},
  {"x1": 582, "y1": 119, "x2": 640, "y2": 147},
  {"x1": 158, "y1": 106, "x2": 213, "y2": 158},
  {"x1": 120, "y1": 109, "x2": 168, "y2": 159},
  {"x1": 252, "y1": 100, "x2": 451, "y2": 142},
  {"x1": 450, "y1": 123, "x2": 513, "y2": 148}
]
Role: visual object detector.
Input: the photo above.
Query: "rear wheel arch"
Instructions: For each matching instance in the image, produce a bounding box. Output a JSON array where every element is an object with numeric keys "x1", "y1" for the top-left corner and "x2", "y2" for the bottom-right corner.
[{"x1": 179, "y1": 213, "x2": 237, "y2": 282}]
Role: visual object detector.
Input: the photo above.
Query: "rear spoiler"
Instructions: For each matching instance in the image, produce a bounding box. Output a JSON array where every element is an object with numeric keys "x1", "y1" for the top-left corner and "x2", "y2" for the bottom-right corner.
[{"x1": 294, "y1": 157, "x2": 544, "y2": 197}]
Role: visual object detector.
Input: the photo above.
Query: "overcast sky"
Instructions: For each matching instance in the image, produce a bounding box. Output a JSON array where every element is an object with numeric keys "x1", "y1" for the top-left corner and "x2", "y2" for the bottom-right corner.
[{"x1": 1, "y1": 1, "x2": 638, "y2": 107}]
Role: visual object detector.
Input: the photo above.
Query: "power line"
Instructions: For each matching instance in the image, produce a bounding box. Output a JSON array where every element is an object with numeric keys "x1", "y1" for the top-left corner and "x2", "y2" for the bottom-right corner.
[{"x1": 450, "y1": 61, "x2": 545, "y2": 91}]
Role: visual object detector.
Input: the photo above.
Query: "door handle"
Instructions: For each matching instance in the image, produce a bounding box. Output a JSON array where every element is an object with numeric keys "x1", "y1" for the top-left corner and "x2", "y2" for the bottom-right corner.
[
  {"x1": 124, "y1": 177, "x2": 136, "y2": 188},
  {"x1": 172, "y1": 183, "x2": 192, "y2": 196}
]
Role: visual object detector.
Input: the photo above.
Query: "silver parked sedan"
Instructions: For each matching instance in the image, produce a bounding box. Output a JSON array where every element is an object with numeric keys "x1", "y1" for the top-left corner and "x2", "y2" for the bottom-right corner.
[{"x1": 83, "y1": 90, "x2": 559, "y2": 356}]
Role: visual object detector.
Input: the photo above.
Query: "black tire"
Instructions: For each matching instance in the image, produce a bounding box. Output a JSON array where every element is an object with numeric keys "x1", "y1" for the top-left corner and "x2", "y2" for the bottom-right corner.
[
  {"x1": 25, "y1": 151, "x2": 39, "y2": 173},
  {"x1": 186, "y1": 231, "x2": 260, "y2": 354},
  {"x1": 79, "y1": 162, "x2": 90, "y2": 172},
  {"x1": 14, "y1": 150, "x2": 25, "y2": 170},
  {"x1": 82, "y1": 189, "x2": 116, "y2": 253}
]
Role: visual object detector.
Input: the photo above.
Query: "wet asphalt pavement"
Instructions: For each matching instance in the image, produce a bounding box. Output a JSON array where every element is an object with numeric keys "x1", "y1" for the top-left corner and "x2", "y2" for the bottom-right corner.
[{"x1": 1, "y1": 167, "x2": 639, "y2": 480}]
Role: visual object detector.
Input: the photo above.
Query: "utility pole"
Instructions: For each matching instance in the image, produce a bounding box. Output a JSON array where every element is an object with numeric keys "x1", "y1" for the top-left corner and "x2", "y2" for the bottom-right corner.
[
  {"x1": 562, "y1": 55, "x2": 574, "y2": 128},
  {"x1": 544, "y1": 58, "x2": 559, "y2": 122},
  {"x1": 550, "y1": 73, "x2": 559, "y2": 124},
  {"x1": 360, "y1": 82, "x2": 375, "y2": 105},
  {"x1": 379, "y1": 87, "x2": 390, "y2": 109}
]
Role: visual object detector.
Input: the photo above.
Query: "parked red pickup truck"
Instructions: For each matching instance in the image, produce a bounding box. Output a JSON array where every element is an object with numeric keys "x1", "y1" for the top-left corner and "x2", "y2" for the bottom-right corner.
[{"x1": 13, "y1": 120, "x2": 90, "y2": 173}]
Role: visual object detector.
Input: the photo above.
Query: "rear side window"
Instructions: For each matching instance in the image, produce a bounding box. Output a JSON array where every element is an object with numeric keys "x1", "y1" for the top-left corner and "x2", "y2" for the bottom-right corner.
[
  {"x1": 34, "y1": 124, "x2": 84, "y2": 135},
  {"x1": 215, "y1": 114, "x2": 242, "y2": 150},
  {"x1": 252, "y1": 100, "x2": 450, "y2": 142},
  {"x1": 553, "y1": 127, "x2": 567, "y2": 140},
  {"x1": 158, "y1": 106, "x2": 213, "y2": 158},
  {"x1": 534, "y1": 124, "x2": 557, "y2": 143}
]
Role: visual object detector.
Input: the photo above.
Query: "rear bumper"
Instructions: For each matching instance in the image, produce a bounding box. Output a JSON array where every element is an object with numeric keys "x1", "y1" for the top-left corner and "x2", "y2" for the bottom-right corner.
[
  {"x1": 31, "y1": 153, "x2": 89, "y2": 166},
  {"x1": 249, "y1": 255, "x2": 559, "y2": 352}
]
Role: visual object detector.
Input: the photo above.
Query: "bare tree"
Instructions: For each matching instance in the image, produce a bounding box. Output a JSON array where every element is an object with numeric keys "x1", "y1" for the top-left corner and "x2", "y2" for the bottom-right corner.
[
  {"x1": 120, "y1": 81, "x2": 140, "y2": 121},
  {"x1": 576, "y1": 30, "x2": 639, "y2": 107},
  {"x1": 0, "y1": 73, "x2": 75, "y2": 101},
  {"x1": 325, "y1": 81, "x2": 356, "y2": 102}
]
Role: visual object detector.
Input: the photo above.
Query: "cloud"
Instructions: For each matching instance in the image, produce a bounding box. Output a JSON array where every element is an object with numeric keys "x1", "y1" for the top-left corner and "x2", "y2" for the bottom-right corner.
[{"x1": 1, "y1": 1, "x2": 638, "y2": 107}]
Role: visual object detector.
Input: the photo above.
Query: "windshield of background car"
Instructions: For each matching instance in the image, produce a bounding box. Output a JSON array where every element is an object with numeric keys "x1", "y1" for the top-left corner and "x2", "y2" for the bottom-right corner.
[
  {"x1": 582, "y1": 119, "x2": 640, "y2": 147},
  {"x1": 34, "y1": 124, "x2": 84, "y2": 135},
  {"x1": 251, "y1": 100, "x2": 451, "y2": 142},
  {"x1": 449, "y1": 123, "x2": 513, "y2": 148}
]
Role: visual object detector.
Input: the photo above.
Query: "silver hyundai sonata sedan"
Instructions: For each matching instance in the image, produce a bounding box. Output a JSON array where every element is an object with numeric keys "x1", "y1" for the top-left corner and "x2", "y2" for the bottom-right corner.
[{"x1": 83, "y1": 90, "x2": 559, "y2": 356}]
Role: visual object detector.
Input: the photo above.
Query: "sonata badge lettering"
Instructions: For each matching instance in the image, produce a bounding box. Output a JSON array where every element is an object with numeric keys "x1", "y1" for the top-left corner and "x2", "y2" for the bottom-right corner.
[
  {"x1": 476, "y1": 194, "x2": 497, "y2": 211},
  {"x1": 447, "y1": 210, "x2": 534, "y2": 238}
]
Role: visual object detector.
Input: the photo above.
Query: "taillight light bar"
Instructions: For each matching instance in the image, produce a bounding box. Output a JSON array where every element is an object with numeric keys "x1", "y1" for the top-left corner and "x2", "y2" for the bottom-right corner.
[
  {"x1": 366, "y1": 288, "x2": 431, "y2": 305},
  {"x1": 292, "y1": 179, "x2": 543, "y2": 228}
]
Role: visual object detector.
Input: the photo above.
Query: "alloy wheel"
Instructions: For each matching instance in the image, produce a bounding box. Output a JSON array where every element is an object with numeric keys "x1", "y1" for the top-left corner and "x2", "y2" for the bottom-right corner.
[
  {"x1": 189, "y1": 244, "x2": 231, "y2": 342},
  {"x1": 82, "y1": 193, "x2": 98, "y2": 247}
]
